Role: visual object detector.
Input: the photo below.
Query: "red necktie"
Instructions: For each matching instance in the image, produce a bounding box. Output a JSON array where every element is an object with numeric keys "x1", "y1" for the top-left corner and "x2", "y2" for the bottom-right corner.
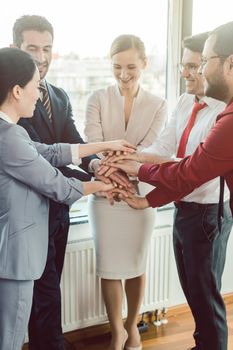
[{"x1": 176, "y1": 102, "x2": 206, "y2": 158}]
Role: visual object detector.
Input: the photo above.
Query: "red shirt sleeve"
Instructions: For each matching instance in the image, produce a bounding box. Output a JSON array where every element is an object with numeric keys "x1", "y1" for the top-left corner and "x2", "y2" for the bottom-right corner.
[{"x1": 138, "y1": 112, "x2": 233, "y2": 208}]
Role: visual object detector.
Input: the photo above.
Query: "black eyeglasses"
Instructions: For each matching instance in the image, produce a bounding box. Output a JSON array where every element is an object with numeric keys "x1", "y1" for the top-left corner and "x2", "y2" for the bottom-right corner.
[{"x1": 201, "y1": 55, "x2": 228, "y2": 68}]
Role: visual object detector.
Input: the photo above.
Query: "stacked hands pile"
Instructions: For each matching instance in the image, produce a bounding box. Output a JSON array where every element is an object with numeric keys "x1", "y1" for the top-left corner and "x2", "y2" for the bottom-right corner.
[
  {"x1": 93, "y1": 145, "x2": 148, "y2": 209},
  {"x1": 93, "y1": 142, "x2": 175, "y2": 209}
]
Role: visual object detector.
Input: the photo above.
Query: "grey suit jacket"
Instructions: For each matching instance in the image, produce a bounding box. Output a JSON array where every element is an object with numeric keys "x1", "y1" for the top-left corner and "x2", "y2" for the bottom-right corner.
[{"x1": 0, "y1": 120, "x2": 83, "y2": 280}]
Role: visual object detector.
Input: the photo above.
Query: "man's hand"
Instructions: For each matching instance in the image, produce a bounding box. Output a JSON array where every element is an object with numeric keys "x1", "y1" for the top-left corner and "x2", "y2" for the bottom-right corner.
[
  {"x1": 106, "y1": 159, "x2": 142, "y2": 177},
  {"x1": 102, "y1": 151, "x2": 174, "y2": 165},
  {"x1": 121, "y1": 194, "x2": 150, "y2": 210},
  {"x1": 96, "y1": 164, "x2": 134, "y2": 191}
]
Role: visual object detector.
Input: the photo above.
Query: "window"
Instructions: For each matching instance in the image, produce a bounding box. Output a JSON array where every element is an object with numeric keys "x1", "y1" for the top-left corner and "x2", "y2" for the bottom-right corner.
[
  {"x1": 0, "y1": 0, "x2": 168, "y2": 135},
  {"x1": 46, "y1": 0, "x2": 168, "y2": 135},
  {"x1": 1, "y1": 0, "x2": 179, "y2": 221}
]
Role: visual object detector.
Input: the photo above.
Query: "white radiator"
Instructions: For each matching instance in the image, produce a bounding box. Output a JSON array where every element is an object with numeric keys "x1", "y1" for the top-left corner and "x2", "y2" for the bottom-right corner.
[{"x1": 61, "y1": 225, "x2": 173, "y2": 332}]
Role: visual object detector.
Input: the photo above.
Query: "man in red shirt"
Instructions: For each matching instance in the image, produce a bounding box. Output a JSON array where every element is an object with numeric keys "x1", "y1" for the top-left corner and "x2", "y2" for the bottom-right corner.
[{"x1": 107, "y1": 21, "x2": 233, "y2": 350}]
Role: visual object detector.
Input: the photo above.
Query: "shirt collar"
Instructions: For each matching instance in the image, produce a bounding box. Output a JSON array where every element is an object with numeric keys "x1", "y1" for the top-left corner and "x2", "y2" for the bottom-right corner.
[
  {"x1": 196, "y1": 95, "x2": 226, "y2": 109},
  {"x1": 0, "y1": 111, "x2": 14, "y2": 124},
  {"x1": 39, "y1": 79, "x2": 47, "y2": 89}
]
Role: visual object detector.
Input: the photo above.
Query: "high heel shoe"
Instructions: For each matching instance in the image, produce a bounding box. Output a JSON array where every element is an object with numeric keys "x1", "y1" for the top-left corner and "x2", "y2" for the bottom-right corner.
[
  {"x1": 124, "y1": 328, "x2": 142, "y2": 350},
  {"x1": 125, "y1": 345, "x2": 142, "y2": 350},
  {"x1": 107, "y1": 329, "x2": 128, "y2": 350},
  {"x1": 121, "y1": 329, "x2": 128, "y2": 349}
]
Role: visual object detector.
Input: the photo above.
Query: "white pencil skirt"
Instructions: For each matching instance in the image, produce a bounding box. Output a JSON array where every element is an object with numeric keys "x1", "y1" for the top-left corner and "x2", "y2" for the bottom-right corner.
[{"x1": 88, "y1": 187, "x2": 155, "y2": 280}]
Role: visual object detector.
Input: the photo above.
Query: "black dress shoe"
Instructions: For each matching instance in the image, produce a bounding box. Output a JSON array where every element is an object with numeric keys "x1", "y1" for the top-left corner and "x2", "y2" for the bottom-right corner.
[{"x1": 64, "y1": 338, "x2": 75, "y2": 350}]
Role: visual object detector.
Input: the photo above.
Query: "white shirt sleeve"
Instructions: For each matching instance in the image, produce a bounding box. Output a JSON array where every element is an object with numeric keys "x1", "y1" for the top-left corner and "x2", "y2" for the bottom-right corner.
[
  {"x1": 70, "y1": 144, "x2": 81, "y2": 166},
  {"x1": 70, "y1": 144, "x2": 100, "y2": 172},
  {"x1": 143, "y1": 109, "x2": 177, "y2": 157}
]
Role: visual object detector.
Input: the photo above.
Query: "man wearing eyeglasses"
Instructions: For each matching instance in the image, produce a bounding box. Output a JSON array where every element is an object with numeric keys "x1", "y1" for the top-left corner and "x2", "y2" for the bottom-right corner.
[
  {"x1": 107, "y1": 31, "x2": 232, "y2": 350},
  {"x1": 144, "y1": 32, "x2": 232, "y2": 350}
]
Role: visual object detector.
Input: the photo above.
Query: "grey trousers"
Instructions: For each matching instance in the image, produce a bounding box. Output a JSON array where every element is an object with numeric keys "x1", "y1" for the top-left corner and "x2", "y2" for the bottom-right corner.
[{"x1": 0, "y1": 278, "x2": 33, "y2": 350}]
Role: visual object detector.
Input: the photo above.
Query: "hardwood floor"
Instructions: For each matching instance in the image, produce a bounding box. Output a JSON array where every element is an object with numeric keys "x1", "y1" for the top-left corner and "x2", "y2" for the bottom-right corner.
[
  {"x1": 64, "y1": 299, "x2": 233, "y2": 350},
  {"x1": 23, "y1": 298, "x2": 233, "y2": 350}
]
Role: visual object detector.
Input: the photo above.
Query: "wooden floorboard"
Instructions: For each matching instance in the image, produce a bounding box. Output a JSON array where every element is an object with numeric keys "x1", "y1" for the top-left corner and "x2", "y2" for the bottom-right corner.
[
  {"x1": 66, "y1": 302, "x2": 233, "y2": 350},
  {"x1": 23, "y1": 298, "x2": 233, "y2": 349}
]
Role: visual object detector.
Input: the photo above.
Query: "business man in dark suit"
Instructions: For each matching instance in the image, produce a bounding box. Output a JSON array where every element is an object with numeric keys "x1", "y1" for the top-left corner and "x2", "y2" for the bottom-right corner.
[{"x1": 12, "y1": 15, "x2": 97, "y2": 350}]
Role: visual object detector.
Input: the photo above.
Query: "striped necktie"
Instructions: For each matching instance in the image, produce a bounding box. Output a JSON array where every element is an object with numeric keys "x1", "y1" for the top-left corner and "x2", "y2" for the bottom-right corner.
[{"x1": 39, "y1": 81, "x2": 52, "y2": 122}]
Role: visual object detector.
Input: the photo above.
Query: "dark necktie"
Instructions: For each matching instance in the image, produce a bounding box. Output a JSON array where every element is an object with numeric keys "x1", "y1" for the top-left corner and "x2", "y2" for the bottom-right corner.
[
  {"x1": 39, "y1": 81, "x2": 52, "y2": 122},
  {"x1": 176, "y1": 102, "x2": 207, "y2": 158}
]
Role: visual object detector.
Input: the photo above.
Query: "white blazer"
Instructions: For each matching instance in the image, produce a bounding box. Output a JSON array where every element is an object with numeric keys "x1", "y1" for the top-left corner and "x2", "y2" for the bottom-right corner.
[{"x1": 84, "y1": 84, "x2": 167, "y2": 150}]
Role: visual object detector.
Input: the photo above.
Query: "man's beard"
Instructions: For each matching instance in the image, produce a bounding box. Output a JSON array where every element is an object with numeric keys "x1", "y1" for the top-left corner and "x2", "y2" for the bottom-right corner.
[{"x1": 205, "y1": 73, "x2": 229, "y2": 102}]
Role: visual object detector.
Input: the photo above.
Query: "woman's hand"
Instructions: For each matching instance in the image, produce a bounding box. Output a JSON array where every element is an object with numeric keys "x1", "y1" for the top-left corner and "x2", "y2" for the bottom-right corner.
[
  {"x1": 94, "y1": 187, "x2": 133, "y2": 205},
  {"x1": 105, "y1": 140, "x2": 136, "y2": 154},
  {"x1": 83, "y1": 180, "x2": 115, "y2": 196},
  {"x1": 78, "y1": 140, "x2": 136, "y2": 159},
  {"x1": 101, "y1": 151, "x2": 141, "y2": 164}
]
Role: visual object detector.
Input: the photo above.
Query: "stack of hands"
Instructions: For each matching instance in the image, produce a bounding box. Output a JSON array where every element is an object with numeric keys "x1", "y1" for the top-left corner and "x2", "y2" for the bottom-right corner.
[
  {"x1": 92, "y1": 142, "x2": 149, "y2": 210},
  {"x1": 91, "y1": 139, "x2": 179, "y2": 209}
]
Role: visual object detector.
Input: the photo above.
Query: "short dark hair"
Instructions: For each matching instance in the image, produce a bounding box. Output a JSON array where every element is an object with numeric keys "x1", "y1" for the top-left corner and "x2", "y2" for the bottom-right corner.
[
  {"x1": 110, "y1": 34, "x2": 146, "y2": 59},
  {"x1": 13, "y1": 15, "x2": 54, "y2": 47},
  {"x1": 182, "y1": 32, "x2": 209, "y2": 53},
  {"x1": 210, "y1": 21, "x2": 233, "y2": 56},
  {"x1": 0, "y1": 47, "x2": 36, "y2": 104}
]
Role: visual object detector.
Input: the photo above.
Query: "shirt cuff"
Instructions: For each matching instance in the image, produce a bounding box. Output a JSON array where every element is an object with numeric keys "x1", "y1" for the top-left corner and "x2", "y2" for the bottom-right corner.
[
  {"x1": 88, "y1": 159, "x2": 100, "y2": 172},
  {"x1": 71, "y1": 144, "x2": 81, "y2": 166}
]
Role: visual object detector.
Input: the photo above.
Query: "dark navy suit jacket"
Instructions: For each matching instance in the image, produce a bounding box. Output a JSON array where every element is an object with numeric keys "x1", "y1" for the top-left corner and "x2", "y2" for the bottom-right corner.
[
  {"x1": 18, "y1": 81, "x2": 95, "y2": 216},
  {"x1": 19, "y1": 82, "x2": 95, "y2": 175}
]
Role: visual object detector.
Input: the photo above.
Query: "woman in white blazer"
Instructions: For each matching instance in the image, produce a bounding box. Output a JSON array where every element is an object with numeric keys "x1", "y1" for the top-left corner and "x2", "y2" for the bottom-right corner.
[
  {"x1": 85, "y1": 35, "x2": 167, "y2": 350},
  {"x1": 0, "y1": 47, "x2": 135, "y2": 350}
]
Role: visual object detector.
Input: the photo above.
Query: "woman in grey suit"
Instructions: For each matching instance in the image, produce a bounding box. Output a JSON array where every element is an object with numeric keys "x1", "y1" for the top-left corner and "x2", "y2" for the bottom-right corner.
[{"x1": 0, "y1": 47, "x2": 135, "y2": 350}]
